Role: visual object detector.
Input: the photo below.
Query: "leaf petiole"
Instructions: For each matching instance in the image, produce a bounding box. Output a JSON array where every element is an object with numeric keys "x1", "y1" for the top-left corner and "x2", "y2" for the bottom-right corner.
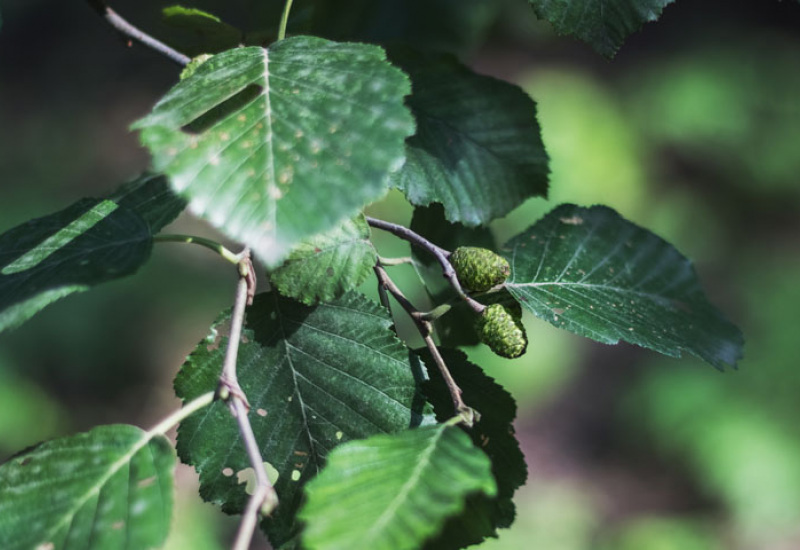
[
  {"x1": 153, "y1": 233, "x2": 242, "y2": 265},
  {"x1": 277, "y1": 0, "x2": 295, "y2": 41},
  {"x1": 377, "y1": 255, "x2": 415, "y2": 266},
  {"x1": 148, "y1": 391, "x2": 215, "y2": 437}
]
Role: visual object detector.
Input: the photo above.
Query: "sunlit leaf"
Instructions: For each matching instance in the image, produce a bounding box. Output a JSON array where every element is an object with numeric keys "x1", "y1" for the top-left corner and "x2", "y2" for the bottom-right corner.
[
  {"x1": 420, "y1": 348, "x2": 526, "y2": 548},
  {"x1": 299, "y1": 424, "x2": 496, "y2": 550},
  {"x1": 174, "y1": 291, "x2": 434, "y2": 546},
  {"x1": 134, "y1": 37, "x2": 415, "y2": 268},
  {"x1": 270, "y1": 215, "x2": 377, "y2": 305},
  {"x1": 0, "y1": 174, "x2": 183, "y2": 333},
  {"x1": 390, "y1": 49, "x2": 548, "y2": 226},
  {"x1": 503, "y1": 204, "x2": 743, "y2": 369},
  {"x1": 528, "y1": 0, "x2": 676, "y2": 57},
  {"x1": 0, "y1": 425, "x2": 175, "y2": 550}
]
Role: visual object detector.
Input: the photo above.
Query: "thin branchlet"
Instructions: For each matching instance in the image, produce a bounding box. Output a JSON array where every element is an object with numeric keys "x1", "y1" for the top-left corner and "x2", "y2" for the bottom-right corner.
[
  {"x1": 374, "y1": 263, "x2": 475, "y2": 426},
  {"x1": 366, "y1": 216, "x2": 486, "y2": 314},
  {"x1": 87, "y1": 0, "x2": 190, "y2": 66},
  {"x1": 217, "y1": 249, "x2": 279, "y2": 550}
]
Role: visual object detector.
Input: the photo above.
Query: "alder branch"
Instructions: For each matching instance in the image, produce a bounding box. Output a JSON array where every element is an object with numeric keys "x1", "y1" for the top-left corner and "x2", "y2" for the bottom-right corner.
[
  {"x1": 217, "y1": 249, "x2": 278, "y2": 550},
  {"x1": 87, "y1": 0, "x2": 190, "y2": 66},
  {"x1": 374, "y1": 264, "x2": 475, "y2": 426},
  {"x1": 366, "y1": 216, "x2": 485, "y2": 314}
]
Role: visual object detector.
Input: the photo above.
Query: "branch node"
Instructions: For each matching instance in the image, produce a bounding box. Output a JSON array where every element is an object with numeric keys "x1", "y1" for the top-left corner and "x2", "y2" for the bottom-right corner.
[
  {"x1": 374, "y1": 264, "x2": 471, "y2": 419},
  {"x1": 367, "y1": 217, "x2": 486, "y2": 315}
]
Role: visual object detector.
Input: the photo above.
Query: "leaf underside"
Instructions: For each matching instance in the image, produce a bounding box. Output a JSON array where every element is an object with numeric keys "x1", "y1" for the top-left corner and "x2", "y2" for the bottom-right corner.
[
  {"x1": 299, "y1": 424, "x2": 496, "y2": 550},
  {"x1": 174, "y1": 291, "x2": 434, "y2": 547},
  {"x1": 503, "y1": 204, "x2": 744, "y2": 369},
  {"x1": 528, "y1": 0, "x2": 676, "y2": 57},
  {"x1": 135, "y1": 37, "x2": 415, "y2": 268},
  {"x1": 0, "y1": 425, "x2": 175, "y2": 550},
  {"x1": 390, "y1": 48, "x2": 548, "y2": 226},
  {"x1": 0, "y1": 174, "x2": 183, "y2": 334},
  {"x1": 269, "y1": 215, "x2": 377, "y2": 305}
]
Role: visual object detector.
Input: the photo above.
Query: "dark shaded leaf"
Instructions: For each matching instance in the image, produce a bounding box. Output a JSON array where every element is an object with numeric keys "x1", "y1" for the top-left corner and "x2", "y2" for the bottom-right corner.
[
  {"x1": 420, "y1": 348, "x2": 526, "y2": 548},
  {"x1": 503, "y1": 204, "x2": 744, "y2": 369},
  {"x1": 161, "y1": 5, "x2": 243, "y2": 55},
  {"x1": 528, "y1": 0, "x2": 676, "y2": 58},
  {"x1": 0, "y1": 174, "x2": 181, "y2": 333},
  {"x1": 311, "y1": 0, "x2": 499, "y2": 52},
  {"x1": 109, "y1": 172, "x2": 187, "y2": 233},
  {"x1": 390, "y1": 49, "x2": 548, "y2": 226},
  {"x1": 174, "y1": 291, "x2": 434, "y2": 546}
]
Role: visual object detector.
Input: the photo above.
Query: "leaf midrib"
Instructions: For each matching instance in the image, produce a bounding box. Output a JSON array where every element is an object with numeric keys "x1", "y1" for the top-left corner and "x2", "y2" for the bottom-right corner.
[
  {"x1": 361, "y1": 427, "x2": 446, "y2": 545},
  {"x1": 36, "y1": 429, "x2": 162, "y2": 549}
]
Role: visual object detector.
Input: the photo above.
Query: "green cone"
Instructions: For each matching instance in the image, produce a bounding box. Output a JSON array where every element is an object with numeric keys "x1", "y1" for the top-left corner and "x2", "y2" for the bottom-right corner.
[
  {"x1": 476, "y1": 304, "x2": 528, "y2": 359},
  {"x1": 450, "y1": 247, "x2": 510, "y2": 292}
]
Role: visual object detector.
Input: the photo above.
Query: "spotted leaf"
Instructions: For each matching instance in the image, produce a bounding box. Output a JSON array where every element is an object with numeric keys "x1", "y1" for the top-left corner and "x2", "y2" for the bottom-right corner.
[
  {"x1": 134, "y1": 37, "x2": 415, "y2": 267},
  {"x1": 503, "y1": 204, "x2": 744, "y2": 369}
]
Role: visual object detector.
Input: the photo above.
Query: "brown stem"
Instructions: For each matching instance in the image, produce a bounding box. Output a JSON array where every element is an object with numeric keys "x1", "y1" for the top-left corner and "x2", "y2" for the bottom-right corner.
[
  {"x1": 373, "y1": 264, "x2": 475, "y2": 426},
  {"x1": 366, "y1": 216, "x2": 485, "y2": 314},
  {"x1": 217, "y1": 250, "x2": 278, "y2": 549}
]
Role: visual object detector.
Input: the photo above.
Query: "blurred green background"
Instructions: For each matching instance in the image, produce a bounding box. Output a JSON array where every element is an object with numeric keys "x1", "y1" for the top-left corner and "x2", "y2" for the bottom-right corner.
[{"x1": 1, "y1": 1, "x2": 799, "y2": 548}]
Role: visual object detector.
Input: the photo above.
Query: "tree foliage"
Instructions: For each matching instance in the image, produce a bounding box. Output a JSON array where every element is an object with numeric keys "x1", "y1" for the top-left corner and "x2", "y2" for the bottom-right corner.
[{"x1": 0, "y1": 1, "x2": 759, "y2": 549}]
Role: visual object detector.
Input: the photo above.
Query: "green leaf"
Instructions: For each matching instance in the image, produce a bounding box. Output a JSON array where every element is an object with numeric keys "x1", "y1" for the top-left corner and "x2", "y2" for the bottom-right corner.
[
  {"x1": 420, "y1": 348, "x2": 527, "y2": 549},
  {"x1": 162, "y1": 5, "x2": 243, "y2": 54},
  {"x1": 299, "y1": 423, "x2": 497, "y2": 550},
  {"x1": 269, "y1": 215, "x2": 377, "y2": 305},
  {"x1": 390, "y1": 49, "x2": 548, "y2": 226},
  {"x1": 528, "y1": 0, "x2": 676, "y2": 58},
  {"x1": 134, "y1": 37, "x2": 415, "y2": 268},
  {"x1": 174, "y1": 291, "x2": 433, "y2": 547},
  {"x1": 109, "y1": 172, "x2": 187, "y2": 233},
  {"x1": 0, "y1": 425, "x2": 175, "y2": 550},
  {"x1": 0, "y1": 174, "x2": 181, "y2": 334},
  {"x1": 503, "y1": 204, "x2": 744, "y2": 369}
]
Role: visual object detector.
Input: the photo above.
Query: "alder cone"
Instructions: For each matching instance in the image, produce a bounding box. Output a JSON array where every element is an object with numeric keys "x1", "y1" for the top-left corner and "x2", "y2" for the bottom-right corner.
[
  {"x1": 476, "y1": 304, "x2": 528, "y2": 359},
  {"x1": 450, "y1": 247, "x2": 510, "y2": 292}
]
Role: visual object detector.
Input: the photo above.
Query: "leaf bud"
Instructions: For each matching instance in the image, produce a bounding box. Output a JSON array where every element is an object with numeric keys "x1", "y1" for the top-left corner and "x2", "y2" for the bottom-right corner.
[
  {"x1": 476, "y1": 304, "x2": 528, "y2": 359},
  {"x1": 450, "y1": 247, "x2": 510, "y2": 292}
]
